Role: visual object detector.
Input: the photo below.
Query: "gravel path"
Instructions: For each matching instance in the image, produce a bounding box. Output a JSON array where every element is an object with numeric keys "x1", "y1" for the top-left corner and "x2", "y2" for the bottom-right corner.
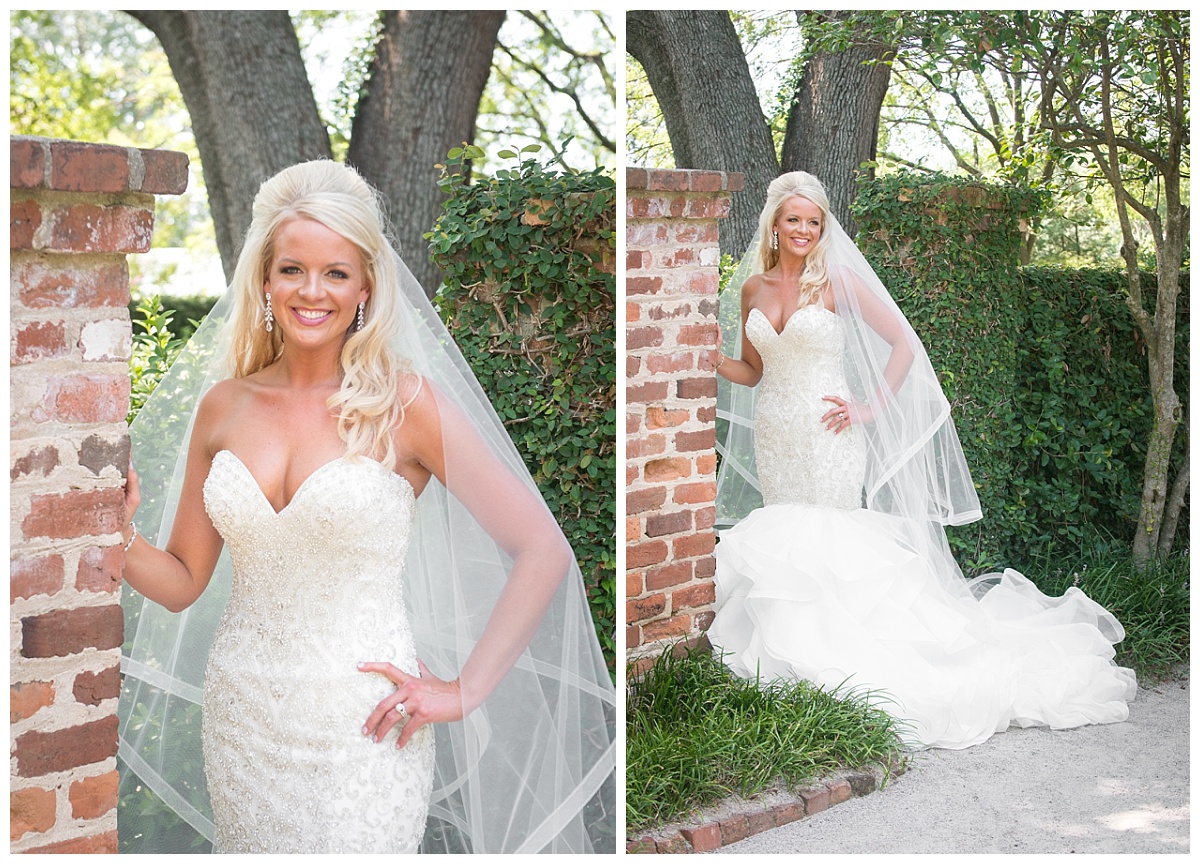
[{"x1": 716, "y1": 672, "x2": 1190, "y2": 854}]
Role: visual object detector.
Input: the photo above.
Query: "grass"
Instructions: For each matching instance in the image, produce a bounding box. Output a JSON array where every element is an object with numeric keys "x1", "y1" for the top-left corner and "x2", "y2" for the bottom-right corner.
[
  {"x1": 1033, "y1": 551, "x2": 1190, "y2": 683},
  {"x1": 625, "y1": 645, "x2": 905, "y2": 834},
  {"x1": 626, "y1": 551, "x2": 1190, "y2": 836}
]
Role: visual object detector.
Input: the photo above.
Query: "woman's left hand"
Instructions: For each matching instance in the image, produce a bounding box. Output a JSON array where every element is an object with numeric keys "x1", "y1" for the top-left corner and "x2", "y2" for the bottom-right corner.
[
  {"x1": 821, "y1": 396, "x2": 872, "y2": 434},
  {"x1": 358, "y1": 658, "x2": 463, "y2": 749}
]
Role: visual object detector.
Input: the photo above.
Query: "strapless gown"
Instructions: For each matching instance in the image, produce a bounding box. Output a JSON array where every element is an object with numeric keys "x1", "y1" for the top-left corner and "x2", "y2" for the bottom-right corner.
[
  {"x1": 708, "y1": 305, "x2": 1137, "y2": 749},
  {"x1": 201, "y1": 450, "x2": 435, "y2": 852}
]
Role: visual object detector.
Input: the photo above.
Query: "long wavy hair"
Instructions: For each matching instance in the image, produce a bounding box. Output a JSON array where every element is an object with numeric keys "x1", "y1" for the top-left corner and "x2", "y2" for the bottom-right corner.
[
  {"x1": 226, "y1": 160, "x2": 416, "y2": 469},
  {"x1": 754, "y1": 171, "x2": 833, "y2": 307}
]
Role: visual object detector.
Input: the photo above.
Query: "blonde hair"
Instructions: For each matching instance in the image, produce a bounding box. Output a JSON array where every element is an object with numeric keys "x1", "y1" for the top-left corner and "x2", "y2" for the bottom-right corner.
[
  {"x1": 227, "y1": 160, "x2": 416, "y2": 469},
  {"x1": 754, "y1": 171, "x2": 833, "y2": 307}
]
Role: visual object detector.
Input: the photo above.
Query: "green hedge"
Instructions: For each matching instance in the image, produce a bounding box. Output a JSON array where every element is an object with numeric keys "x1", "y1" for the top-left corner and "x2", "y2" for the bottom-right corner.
[
  {"x1": 428, "y1": 145, "x2": 617, "y2": 673},
  {"x1": 855, "y1": 172, "x2": 1188, "y2": 573}
]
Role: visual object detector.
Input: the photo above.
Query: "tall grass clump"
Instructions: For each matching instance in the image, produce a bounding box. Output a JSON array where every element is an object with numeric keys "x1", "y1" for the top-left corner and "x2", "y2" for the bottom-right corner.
[
  {"x1": 1034, "y1": 551, "x2": 1189, "y2": 682},
  {"x1": 626, "y1": 646, "x2": 904, "y2": 834}
]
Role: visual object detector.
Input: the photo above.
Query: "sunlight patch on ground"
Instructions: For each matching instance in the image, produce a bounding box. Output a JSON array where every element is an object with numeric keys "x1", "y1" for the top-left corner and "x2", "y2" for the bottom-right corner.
[{"x1": 1099, "y1": 804, "x2": 1189, "y2": 835}]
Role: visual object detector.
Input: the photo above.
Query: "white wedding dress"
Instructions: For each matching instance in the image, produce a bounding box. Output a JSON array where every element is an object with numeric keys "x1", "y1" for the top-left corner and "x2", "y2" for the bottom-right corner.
[
  {"x1": 708, "y1": 305, "x2": 1137, "y2": 750},
  {"x1": 201, "y1": 449, "x2": 436, "y2": 852}
]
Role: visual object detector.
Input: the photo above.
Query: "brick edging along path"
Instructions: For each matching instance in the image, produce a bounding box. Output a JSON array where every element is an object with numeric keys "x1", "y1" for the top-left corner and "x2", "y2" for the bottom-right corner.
[{"x1": 626, "y1": 760, "x2": 905, "y2": 854}]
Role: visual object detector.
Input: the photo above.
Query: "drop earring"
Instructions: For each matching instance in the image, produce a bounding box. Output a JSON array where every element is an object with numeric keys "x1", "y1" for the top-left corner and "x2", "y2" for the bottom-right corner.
[
  {"x1": 771, "y1": 230, "x2": 778, "y2": 250},
  {"x1": 265, "y1": 292, "x2": 274, "y2": 332},
  {"x1": 356, "y1": 301, "x2": 365, "y2": 332}
]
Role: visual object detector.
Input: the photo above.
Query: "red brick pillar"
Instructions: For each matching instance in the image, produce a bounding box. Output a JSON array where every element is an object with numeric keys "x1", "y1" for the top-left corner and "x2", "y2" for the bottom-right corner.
[
  {"x1": 625, "y1": 167, "x2": 744, "y2": 675},
  {"x1": 10, "y1": 136, "x2": 188, "y2": 853}
]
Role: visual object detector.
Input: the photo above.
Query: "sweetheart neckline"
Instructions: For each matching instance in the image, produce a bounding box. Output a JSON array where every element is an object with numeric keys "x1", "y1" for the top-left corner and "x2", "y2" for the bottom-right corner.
[
  {"x1": 212, "y1": 449, "x2": 414, "y2": 517},
  {"x1": 748, "y1": 304, "x2": 837, "y2": 337}
]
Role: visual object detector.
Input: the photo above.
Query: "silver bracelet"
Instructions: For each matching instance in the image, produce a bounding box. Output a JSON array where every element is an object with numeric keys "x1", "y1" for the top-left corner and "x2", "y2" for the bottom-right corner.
[{"x1": 123, "y1": 522, "x2": 138, "y2": 552}]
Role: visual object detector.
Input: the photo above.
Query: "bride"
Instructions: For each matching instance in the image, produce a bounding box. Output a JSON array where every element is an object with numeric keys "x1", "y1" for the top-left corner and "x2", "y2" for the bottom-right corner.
[
  {"x1": 709, "y1": 171, "x2": 1136, "y2": 750},
  {"x1": 118, "y1": 160, "x2": 615, "y2": 852}
]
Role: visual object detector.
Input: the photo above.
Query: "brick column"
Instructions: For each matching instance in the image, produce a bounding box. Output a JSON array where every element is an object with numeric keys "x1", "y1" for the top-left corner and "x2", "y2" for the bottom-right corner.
[
  {"x1": 625, "y1": 168, "x2": 744, "y2": 675},
  {"x1": 10, "y1": 136, "x2": 188, "y2": 853}
]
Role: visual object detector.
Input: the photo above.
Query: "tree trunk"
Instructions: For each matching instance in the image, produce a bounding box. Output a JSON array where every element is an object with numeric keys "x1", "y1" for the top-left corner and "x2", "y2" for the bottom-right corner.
[
  {"x1": 782, "y1": 11, "x2": 894, "y2": 236},
  {"x1": 627, "y1": 10, "x2": 779, "y2": 257},
  {"x1": 128, "y1": 11, "x2": 332, "y2": 280},
  {"x1": 348, "y1": 10, "x2": 505, "y2": 296}
]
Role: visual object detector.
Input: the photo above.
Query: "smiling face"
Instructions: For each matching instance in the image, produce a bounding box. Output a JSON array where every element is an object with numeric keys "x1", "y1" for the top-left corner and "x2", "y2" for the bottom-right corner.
[
  {"x1": 264, "y1": 218, "x2": 369, "y2": 351},
  {"x1": 773, "y1": 195, "x2": 824, "y2": 261}
]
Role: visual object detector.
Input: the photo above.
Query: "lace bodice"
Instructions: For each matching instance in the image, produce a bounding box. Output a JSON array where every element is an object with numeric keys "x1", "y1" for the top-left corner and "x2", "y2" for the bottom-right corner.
[
  {"x1": 201, "y1": 450, "x2": 434, "y2": 853},
  {"x1": 746, "y1": 305, "x2": 866, "y2": 510}
]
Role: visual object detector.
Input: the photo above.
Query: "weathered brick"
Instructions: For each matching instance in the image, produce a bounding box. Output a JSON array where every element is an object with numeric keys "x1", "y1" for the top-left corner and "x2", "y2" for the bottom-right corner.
[
  {"x1": 828, "y1": 777, "x2": 853, "y2": 804},
  {"x1": 645, "y1": 509, "x2": 692, "y2": 537},
  {"x1": 673, "y1": 480, "x2": 717, "y2": 506},
  {"x1": 672, "y1": 581, "x2": 716, "y2": 611},
  {"x1": 79, "y1": 433, "x2": 130, "y2": 477},
  {"x1": 746, "y1": 809, "x2": 775, "y2": 836},
  {"x1": 676, "y1": 428, "x2": 716, "y2": 452},
  {"x1": 719, "y1": 815, "x2": 750, "y2": 845},
  {"x1": 79, "y1": 317, "x2": 132, "y2": 362},
  {"x1": 10, "y1": 444, "x2": 61, "y2": 481},
  {"x1": 16, "y1": 258, "x2": 129, "y2": 309},
  {"x1": 21, "y1": 604, "x2": 124, "y2": 658},
  {"x1": 10, "y1": 681, "x2": 55, "y2": 724},
  {"x1": 645, "y1": 560, "x2": 693, "y2": 591},
  {"x1": 24, "y1": 831, "x2": 119, "y2": 854},
  {"x1": 627, "y1": 540, "x2": 669, "y2": 570},
  {"x1": 50, "y1": 141, "x2": 130, "y2": 193},
  {"x1": 46, "y1": 202, "x2": 154, "y2": 254},
  {"x1": 655, "y1": 831, "x2": 692, "y2": 854},
  {"x1": 644, "y1": 457, "x2": 691, "y2": 482},
  {"x1": 69, "y1": 770, "x2": 119, "y2": 819},
  {"x1": 848, "y1": 770, "x2": 877, "y2": 796},
  {"x1": 12, "y1": 320, "x2": 69, "y2": 363},
  {"x1": 626, "y1": 837, "x2": 656, "y2": 854},
  {"x1": 673, "y1": 530, "x2": 715, "y2": 559},
  {"x1": 11, "y1": 554, "x2": 65, "y2": 601},
  {"x1": 642, "y1": 613, "x2": 692, "y2": 642},
  {"x1": 11, "y1": 137, "x2": 46, "y2": 189},
  {"x1": 74, "y1": 663, "x2": 121, "y2": 706},
  {"x1": 23, "y1": 487, "x2": 125, "y2": 540},
  {"x1": 627, "y1": 325, "x2": 664, "y2": 351},
  {"x1": 37, "y1": 374, "x2": 130, "y2": 423},
  {"x1": 13, "y1": 715, "x2": 120, "y2": 776},
  {"x1": 10, "y1": 786, "x2": 56, "y2": 840},
  {"x1": 627, "y1": 433, "x2": 666, "y2": 460},
  {"x1": 625, "y1": 570, "x2": 644, "y2": 597},
  {"x1": 11, "y1": 198, "x2": 41, "y2": 249},
  {"x1": 645, "y1": 405, "x2": 691, "y2": 430},
  {"x1": 627, "y1": 380, "x2": 669, "y2": 405},
  {"x1": 677, "y1": 376, "x2": 717, "y2": 399},
  {"x1": 627, "y1": 486, "x2": 667, "y2": 515},
  {"x1": 138, "y1": 147, "x2": 189, "y2": 195},
  {"x1": 770, "y1": 801, "x2": 806, "y2": 825},
  {"x1": 646, "y1": 352, "x2": 695, "y2": 375},
  {"x1": 626, "y1": 276, "x2": 663, "y2": 296},
  {"x1": 681, "y1": 822, "x2": 721, "y2": 852},
  {"x1": 800, "y1": 784, "x2": 831, "y2": 815},
  {"x1": 627, "y1": 593, "x2": 666, "y2": 624}
]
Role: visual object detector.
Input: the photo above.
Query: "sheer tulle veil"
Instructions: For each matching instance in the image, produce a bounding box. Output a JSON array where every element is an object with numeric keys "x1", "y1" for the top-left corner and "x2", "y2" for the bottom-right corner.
[
  {"x1": 118, "y1": 161, "x2": 616, "y2": 853},
  {"x1": 716, "y1": 171, "x2": 985, "y2": 595}
]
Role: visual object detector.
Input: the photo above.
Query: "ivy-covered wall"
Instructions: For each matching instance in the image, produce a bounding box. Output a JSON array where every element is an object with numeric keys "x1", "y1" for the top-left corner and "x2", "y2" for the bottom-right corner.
[
  {"x1": 855, "y1": 173, "x2": 1188, "y2": 572},
  {"x1": 429, "y1": 147, "x2": 616, "y2": 670}
]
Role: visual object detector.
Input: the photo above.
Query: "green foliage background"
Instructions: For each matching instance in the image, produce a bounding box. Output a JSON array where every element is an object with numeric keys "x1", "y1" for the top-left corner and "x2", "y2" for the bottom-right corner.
[
  {"x1": 428, "y1": 145, "x2": 617, "y2": 672},
  {"x1": 855, "y1": 172, "x2": 1188, "y2": 573}
]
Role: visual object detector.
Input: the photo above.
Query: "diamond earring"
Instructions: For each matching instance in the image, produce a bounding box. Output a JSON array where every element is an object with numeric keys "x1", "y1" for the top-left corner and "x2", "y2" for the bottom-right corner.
[
  {"x1": 771, "y1": 230, "x2": 778, "y2": 251},
  {"x1": 265, "y1": 292, "x2": 274, "y2": 332},
  {"x1": 356, "y1": 302, "x2": 365, "y2": 331}
]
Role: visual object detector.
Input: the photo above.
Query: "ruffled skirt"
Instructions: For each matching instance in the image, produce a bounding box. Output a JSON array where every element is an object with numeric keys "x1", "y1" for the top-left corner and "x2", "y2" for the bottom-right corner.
[{"x1": 708, "y1": 504, "x2": 1137, "y2": 750}]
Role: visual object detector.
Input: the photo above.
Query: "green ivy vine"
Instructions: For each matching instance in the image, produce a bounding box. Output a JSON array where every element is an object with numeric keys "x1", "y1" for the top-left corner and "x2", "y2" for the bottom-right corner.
[{"x1": 428, "y1": 144, "x2": 616, "y2": 673}]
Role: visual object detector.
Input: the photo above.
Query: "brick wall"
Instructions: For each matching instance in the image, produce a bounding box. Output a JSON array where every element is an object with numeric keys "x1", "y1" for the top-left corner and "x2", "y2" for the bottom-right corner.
[
  {"x1": 625, "y1": 168, "x2": 743, "y2": 675},
  {"x1": 10, "y1": 136, "x2": 188, "y2": 853}
]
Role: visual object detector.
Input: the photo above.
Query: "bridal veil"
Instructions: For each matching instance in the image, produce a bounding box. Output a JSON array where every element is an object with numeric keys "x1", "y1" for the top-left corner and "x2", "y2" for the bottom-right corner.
[{"x1": 118, "y1": 162, "x2": 616, "y2": 853}]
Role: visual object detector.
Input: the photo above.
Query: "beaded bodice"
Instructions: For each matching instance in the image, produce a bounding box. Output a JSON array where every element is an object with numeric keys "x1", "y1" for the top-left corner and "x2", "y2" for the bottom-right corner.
[
  {"x1": 200, "y1": 449, "x2": 433, "y2": 853},
  {"x1": 746, "y1": 305, "x2": 866, "y2": 510}
]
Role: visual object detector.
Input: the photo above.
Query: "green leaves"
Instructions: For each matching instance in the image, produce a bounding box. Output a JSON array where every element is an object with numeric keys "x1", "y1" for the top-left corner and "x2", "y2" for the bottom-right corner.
[{"x1": 430, "y1": 143, "x2": 616, "y2": 673}]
